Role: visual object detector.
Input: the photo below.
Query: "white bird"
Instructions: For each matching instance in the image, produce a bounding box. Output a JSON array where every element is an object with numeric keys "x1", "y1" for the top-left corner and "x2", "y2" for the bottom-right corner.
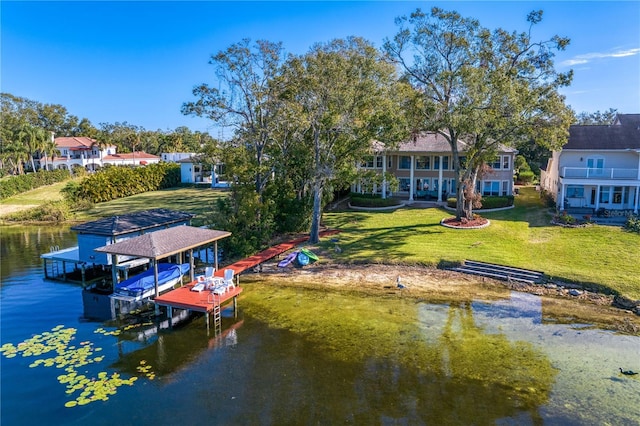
[{"x1": 396, "y1": 276, "x2": 406, "y2": 289}]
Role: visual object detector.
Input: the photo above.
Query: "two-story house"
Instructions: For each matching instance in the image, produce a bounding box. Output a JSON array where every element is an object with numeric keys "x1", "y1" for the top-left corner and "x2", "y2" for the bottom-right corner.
[
  {"x1": 354, "y1": 132, "x2": 517, "y2": 202},
  {"x1": 540, "y1": 114, "x2": 640, "y2": 215},
  {"x1": 49, "y1": 136, "x2": 160, "y2": 170}
]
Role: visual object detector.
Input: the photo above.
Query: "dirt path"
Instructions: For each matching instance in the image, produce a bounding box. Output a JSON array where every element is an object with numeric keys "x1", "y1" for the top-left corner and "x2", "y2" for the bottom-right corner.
[{"x1": 0, "y1": 204, "x2": 38, "y2": 217}]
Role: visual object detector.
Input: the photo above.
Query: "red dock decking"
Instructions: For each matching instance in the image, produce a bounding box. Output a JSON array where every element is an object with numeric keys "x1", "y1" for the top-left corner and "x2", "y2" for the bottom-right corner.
[{"x1": 154, "y1": 229, "x2": 340, "y2": 313}]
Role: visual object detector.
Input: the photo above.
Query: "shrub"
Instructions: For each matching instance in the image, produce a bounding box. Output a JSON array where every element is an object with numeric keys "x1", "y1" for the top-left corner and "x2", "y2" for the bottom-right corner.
[
  {"x1": 624, "y1": 216, "x2": 640, "y2": 234},
  {"x1": 76, "y1": 163, "x2": 180, "y2": 203},
  {"x1": 349, "y1": 193, "x2": 401, "y2": 208},
  {"x1": 0, "y1": 169, "x2": 72, "y2": 200},
  {"x1": 517, "y1": 170, "x2": 535, "y2": 184},
  {"x1": 555, "y1": 212, "x2": 576, "y2": 225},
  {"x1": 446, "y1": 195, "x2": 514, "y2": 210},
  {"x1": 3, "y1": 200, "x2": 71, "y2": 223}
]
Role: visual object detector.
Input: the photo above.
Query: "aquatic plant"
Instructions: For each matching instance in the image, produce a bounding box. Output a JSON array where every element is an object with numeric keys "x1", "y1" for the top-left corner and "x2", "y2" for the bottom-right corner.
[{"x1": 0, "y1": 325, "x2": 155, "y2": 408}]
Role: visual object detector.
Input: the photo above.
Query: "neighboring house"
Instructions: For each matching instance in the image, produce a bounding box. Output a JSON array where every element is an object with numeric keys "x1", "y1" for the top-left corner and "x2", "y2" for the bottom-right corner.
[
  {"x1": 48, "y1": 136, "x2": 116, "y2": 171},
  {"x1": 161, "y1": 152, "x2": 196, "y2": 163},
  {"x1": 353, "y1": 132, "x2": 517, "y2": 202},
  {"x1": 540, "y1": 114, "x2": 640, "y2": 215},
  {"x1": 177, "y1": 156, "x2": 228, "y2": 187},
  {"x1": 47, "y1": 136, "x2": 160, "y2": 170}
]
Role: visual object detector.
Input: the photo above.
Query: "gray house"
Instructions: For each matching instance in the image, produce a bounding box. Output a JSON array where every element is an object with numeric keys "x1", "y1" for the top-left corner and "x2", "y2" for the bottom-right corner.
[{"x1": 540, "y1": 114, "x2": 640, "y2": 215}]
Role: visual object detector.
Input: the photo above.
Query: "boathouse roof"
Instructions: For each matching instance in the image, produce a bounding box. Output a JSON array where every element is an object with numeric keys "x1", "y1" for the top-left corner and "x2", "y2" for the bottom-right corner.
[
  {"x1": 93, "y1": 225, "x2": 231, "y2": 260},
  {"x1": 71, "y1": 209, "x2": 195, "y2": 236}
]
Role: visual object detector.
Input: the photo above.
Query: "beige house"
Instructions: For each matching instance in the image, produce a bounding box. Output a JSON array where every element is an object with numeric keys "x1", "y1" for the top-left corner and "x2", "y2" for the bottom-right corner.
[
  {"x1": 540, "y1": 114, "x2": 640, "y2": 215},
  {"x1": 354, "y1": 132, "x2": 517, "y2": 202}
]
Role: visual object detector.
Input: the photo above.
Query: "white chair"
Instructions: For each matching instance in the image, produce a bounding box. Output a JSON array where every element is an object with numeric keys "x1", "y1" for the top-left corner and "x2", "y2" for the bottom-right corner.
[
  {"x1": 204, "y1": 266, "x2": 215, "y2": 278},
  {"x1": 223, "y1": 269, "x2": 235, "y2": 289}
]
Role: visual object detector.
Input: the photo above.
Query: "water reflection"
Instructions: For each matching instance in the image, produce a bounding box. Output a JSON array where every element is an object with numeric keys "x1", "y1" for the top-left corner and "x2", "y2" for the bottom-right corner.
[{"x1": 1, "y1": 227, "x2": 639, "y2": 425}]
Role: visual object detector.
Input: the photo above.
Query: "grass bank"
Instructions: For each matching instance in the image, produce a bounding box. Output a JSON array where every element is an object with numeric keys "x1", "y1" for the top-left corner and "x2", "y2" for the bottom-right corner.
[
  {"x1": 74, "y1": 186, "x2": 228, "y2": 226},
  {"x1": 321, "y1": 187, "x2": 640, "y2": 300}
]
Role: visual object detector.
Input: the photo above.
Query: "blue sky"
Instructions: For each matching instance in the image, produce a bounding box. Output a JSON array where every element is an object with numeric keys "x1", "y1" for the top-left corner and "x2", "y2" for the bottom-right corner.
[{"x1": 2, "y1": 1, "x2": 639, "y2": 135}]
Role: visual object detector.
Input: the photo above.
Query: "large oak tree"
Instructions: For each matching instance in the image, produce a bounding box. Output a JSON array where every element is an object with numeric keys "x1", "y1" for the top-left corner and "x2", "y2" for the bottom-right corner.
[
  {"x1": 280, "y1": 37, "x2": 410, "y2": 243},
  {"x1": 384, "y1": 8, "x2": 574, "y2": 219}
]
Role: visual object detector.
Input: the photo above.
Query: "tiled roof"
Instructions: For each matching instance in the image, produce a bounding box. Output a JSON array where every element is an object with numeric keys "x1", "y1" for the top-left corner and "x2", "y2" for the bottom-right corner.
[
  {"x1": 94, "y1": 225, "x2": 231, "y2": 259},
  {"x1": 55, "y1": 136, "x2": 98, "y2": 149},
  {"x1": 564, "y1": 114, "x2": 640, "y2": 150},
  {"x1": 71, "y1": 209, "x2": 194, "y2": 236},
  {"x1": 102, "y1": 151, "x2": 160, "y2": 160}
]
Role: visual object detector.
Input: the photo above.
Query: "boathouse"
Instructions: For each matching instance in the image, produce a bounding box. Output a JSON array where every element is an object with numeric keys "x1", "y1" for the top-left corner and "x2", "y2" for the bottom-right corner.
[{"x1": 41, "y1": 209, "x2": 194, "y2": 284}]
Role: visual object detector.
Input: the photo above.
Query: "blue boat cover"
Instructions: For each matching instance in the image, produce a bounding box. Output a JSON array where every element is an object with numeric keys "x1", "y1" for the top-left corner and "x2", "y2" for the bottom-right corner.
[{"x1": 115, "y1": 263, "x2": 190, "y2": 297}]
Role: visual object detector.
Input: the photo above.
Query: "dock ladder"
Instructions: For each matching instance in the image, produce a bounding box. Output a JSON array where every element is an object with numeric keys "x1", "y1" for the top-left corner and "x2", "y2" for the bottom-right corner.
[{"x1": 207, "y1": 292, "x2": 222, "y2": 335}]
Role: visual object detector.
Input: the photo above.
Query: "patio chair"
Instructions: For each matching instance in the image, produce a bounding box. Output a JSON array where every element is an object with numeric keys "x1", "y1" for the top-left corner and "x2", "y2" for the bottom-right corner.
[{"x1": 223, "y1": 269, "x2": 235, "y2": 289}]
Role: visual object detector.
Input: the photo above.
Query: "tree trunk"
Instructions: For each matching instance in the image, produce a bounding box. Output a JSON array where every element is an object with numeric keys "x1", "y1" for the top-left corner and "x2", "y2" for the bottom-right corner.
[{"x1": 309, "y1": 180, "x2": 322, "y2": 244}]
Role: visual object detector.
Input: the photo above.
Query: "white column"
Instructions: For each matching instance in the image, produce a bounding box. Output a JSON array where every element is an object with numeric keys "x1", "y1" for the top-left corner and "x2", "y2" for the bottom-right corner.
[
  {"x1": 594, "y1": 185, "x2": 600, "y2": 211},
  {"x1": 559, "y1": 183, "x2": 565, "y2": 210},
  {"x1": 382, "y1": 154, "x2": 387, "y2": 199},
  {"x1": 438, "y1": 155, "x2": 444, "y2": 202},
  {"x1": 634, "y1": 185, "x2": 639, "y2": 214},
  {"x1": 409, "y1": 155, "x2": 415, "y2": 201}
]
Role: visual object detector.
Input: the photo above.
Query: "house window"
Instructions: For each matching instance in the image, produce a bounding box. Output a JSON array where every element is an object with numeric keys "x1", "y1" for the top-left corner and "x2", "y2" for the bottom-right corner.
[
  {"x1": 566, "y1": 185, "x2": 584, "y2": 198},
  {"x1": 502, "y1": 181, "x2": 509, "y2": 196},
  {"x1": 502, "y1": 156, "x2": 510, "y2": 170},
  {"x1": 599, "y1": 187, "x2": 610, "y2": 203},
  {"x1": 415, "y1": 156, "x2": 430, "y2": 170},
  {"x1": 450, "y1": 179, "x2": 456, "y2": 194},
  {"x1": 587, "y1": 157, "x2": 605, "y2": 176},
  {"x1": 434, "y1": 156, "x2": 440, "y2": 170},
  {"x1": 399, "y1": 156, "x2": 412, "y2": 169},
  {"x1": 490, "y1": 157, "x2": 501, "y2": 169},
  {"x1": 399, "y1": 178, "x2": 410, "y2": 191},
  {"x1": 482, "y1": 181, "x2": 501, "y2": 196},
  {"x1": 376, "y1": 156, "x2": 383, "y2": 168},
  {"x1": 613, "y1": 187, "x2": 623, "y2": 204},
  {"x1": 442, "y1": 156, "x2": 449, "y2": 170},
  {"x1": 361, "y1": 156, "x2": 374, "y2": 168},
  {"x1": 387, "y1": 157, "x2": 393, "y2": 168}
]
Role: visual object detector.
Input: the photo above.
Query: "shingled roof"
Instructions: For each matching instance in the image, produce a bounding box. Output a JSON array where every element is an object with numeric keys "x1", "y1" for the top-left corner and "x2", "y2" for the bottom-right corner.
[
  {"x1": 564, "y1": 114, "x2": 640, "y2": 150},
  {"x1": 71, "y1": 209, "x2": 195, "y2": 236},
  {"x1": 94, "y1": 225, "x2": 231, "y2": 260}
]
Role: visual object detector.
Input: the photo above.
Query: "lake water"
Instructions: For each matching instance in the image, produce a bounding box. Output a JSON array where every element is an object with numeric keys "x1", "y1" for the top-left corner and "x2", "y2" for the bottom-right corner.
[{"x1": 1, "y1": 226, "x2": 639, "y2": 425}]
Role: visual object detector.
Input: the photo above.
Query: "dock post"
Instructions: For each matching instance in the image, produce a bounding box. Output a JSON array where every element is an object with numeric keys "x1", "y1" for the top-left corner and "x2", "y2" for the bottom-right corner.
[
  {"x1": 43, "y1": 259, "x2": 48, "y2": 279},
  {"x1": 205, "y1": 312, "x2": 210, "y2": 335},
  {"x1": 233, "y1": 296, "x2": 238, "y2": 318}
]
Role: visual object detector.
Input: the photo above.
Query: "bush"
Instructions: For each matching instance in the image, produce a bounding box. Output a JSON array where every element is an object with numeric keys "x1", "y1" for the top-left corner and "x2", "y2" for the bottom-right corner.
[
  {"x1": 446, "y1": 195, "x2": 514, "y2": 210},
  {"x1": 75, "y1": 163, "x2": 180, "y2": 203},
  {"x1": 3, "y1": 200, "x2": 71, "y2": 223},
  {"x1": 517, "y1": 170, "x2": 535, "y2": 184},
  {"x1": 350, "y1": 193, "x2": 402, "y2": 208},
  {"x1": 0, "y1": 169, "x2": 72, "y2": 200},
  {"x1": 554, "y1": 212, "x2": 576, "y2": 225},
  {"x1": 624, "y1": 216, "x2": 640, "y2": 234}
]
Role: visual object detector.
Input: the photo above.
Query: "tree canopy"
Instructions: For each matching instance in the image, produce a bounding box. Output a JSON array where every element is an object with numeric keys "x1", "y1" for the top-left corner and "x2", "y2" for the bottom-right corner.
[{"x1": 384, "y1": 8, "x2": 574, "y2": 219}]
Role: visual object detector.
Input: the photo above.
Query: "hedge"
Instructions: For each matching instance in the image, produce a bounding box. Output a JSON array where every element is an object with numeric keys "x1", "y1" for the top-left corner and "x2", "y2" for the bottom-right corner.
[
  {"x1": 446, "y1": 195, "x2": 514, "y2": 209},
  {"x1": 0, "y1": 169, "x2": 72, "y2": 200},
  {"x1": 350, "y1": 193, "x2": 402, "y2": 208},
  {"x1": 75, "y1": 163, "x2": 181, "y2": 203}
]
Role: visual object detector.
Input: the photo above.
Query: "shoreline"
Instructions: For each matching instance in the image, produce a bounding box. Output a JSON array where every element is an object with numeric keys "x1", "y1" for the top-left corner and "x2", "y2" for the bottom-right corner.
[{"x1": 240, "y1": 262, "x2": 640, "y2": 334}]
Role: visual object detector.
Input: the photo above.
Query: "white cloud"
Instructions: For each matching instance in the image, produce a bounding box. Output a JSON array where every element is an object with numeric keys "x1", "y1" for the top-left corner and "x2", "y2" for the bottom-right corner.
[{"x1": 560, "y1": 47, "x2": 640, "y2": 67}]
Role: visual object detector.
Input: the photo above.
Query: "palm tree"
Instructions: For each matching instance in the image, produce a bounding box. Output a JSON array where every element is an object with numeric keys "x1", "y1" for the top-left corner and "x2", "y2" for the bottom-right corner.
[
  {"x1": 41, "y1": 139, "x2": 60, "y2": 170},
  {"x1": 18, "y1": 124, "x2": 46, "y2": 172},
  {"x1": 3, "y1": 140, "x2": 29, "y2": 174}
]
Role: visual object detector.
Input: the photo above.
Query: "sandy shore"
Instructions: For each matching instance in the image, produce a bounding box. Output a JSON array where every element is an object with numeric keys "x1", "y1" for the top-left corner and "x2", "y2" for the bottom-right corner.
[{"x1": 240, "y1": 262, "x2": 640, "y2": 334}]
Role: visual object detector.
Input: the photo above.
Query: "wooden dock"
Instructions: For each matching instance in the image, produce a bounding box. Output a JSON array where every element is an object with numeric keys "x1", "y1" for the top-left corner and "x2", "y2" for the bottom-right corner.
[{"x1": 154, "y1": 229, "x2": 340, "y2": 331}]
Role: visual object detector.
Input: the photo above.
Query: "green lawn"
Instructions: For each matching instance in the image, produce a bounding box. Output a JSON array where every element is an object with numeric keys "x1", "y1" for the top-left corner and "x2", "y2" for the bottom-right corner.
[
  {"x1": 2, "y1": 180, "x2": 71, "y2": 205},
  {"x1": 75, "y1": 187, "x2": 229, "y2": 225},
  {"x1": 322, "y1": 187, "x2": 640, "y2": 299},
  {"x1": 5, "y1": 183, "x2": 639, "y2": 299}
]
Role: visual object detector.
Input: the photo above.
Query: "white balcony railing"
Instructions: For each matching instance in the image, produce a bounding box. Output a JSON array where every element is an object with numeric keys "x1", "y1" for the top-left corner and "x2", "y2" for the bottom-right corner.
[{"x1": 562, "y1": 167, "x2": 639, "y2": 180}]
